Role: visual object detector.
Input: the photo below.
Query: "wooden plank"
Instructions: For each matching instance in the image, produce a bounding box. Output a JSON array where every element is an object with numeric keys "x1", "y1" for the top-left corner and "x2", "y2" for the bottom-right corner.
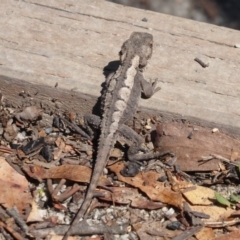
[{"x1": 0, "y1": 0, "x2": 240, "y2": 137}]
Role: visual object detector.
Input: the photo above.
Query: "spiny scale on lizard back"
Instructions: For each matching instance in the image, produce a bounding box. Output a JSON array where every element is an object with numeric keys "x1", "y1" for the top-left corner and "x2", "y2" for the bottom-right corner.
[
  {"x1": 100, "y1": 32, "x2": 153, "y2": 116},
  {"x1": 100, "y1": 32, "x2": 153, "y2": 136}
]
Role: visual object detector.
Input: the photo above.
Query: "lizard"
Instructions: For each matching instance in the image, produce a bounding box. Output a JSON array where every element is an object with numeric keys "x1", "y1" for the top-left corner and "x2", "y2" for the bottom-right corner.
[{"x1": 63, "y1": 32, "x2": 171, "y2": 239}]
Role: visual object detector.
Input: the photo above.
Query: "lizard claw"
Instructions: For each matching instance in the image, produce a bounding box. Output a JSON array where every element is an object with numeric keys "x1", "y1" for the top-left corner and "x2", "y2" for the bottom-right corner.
[{"x1": 151, "y1": 78, "x2": 161, "y2": 94}]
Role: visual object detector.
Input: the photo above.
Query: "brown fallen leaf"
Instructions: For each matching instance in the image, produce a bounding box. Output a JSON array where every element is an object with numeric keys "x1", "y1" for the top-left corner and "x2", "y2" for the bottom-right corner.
[
  {"x1": 22, "y1": 164, "x2": 110, "y2": 186},
  {"x1": 53, "y1": 148, "x2": 63, "y2": 160},
  {"x1": 133, "y1": 221, "x2": 181, "y2": 240},
  {"x1": 0, "y1": 157, "x2": 32, "y2": 215},
  {"x1": 0, "y1": 146, "x2": 15, "y2": 155},
  {"x1": 55, "y1": 137, "x2": 66, "y2": 152},
  {"x1": 177, "y1": 181, "x2": 236, "y2": 222},
  {"x1": 214, "y1": 230, "x2": 240, "y2": 240},
  {"x1": 98, "y1": 187, "x2": 165, "y2": 210},
  {"x1": 55, "y1": 137, "x2": 75, "y2": 156},
  {"x1": 108, "y1": 162, "x2": 182, "y2": 208},
  {"x1": 154, "y1": 122, "x2": 240, "y2": 171},
  {"x1": 180, "y1": 184, "x2": 215, "y2": 205},
  {"x1": 195, "y1": 227, "x2": 215, "y2": 240},
  {"x1": 191, "y1": 205, "x2": 234, "y2": 222},
  {"x1": 27, "y1": 200, "x2": 43, "y2": 222}
]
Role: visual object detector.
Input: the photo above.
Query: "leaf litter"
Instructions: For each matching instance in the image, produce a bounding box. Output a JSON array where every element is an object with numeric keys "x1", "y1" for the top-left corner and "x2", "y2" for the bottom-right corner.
[{"x1": 0, "y1": 97, "x2": 240, "y2": 239}]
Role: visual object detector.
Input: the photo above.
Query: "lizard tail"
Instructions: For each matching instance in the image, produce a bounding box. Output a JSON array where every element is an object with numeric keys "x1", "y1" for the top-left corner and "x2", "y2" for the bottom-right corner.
[{"x1": 62, "y1": 135, "x2": 115, "y2": 239}]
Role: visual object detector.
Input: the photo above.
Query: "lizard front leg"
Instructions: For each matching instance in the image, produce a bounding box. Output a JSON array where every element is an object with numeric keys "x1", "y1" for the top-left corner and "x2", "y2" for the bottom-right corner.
[{"x1": 138, "y1": 71, "x2": 161, "y2": 98}]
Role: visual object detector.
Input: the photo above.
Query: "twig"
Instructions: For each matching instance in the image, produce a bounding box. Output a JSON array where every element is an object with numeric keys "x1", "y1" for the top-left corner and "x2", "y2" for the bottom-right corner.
[
  {"x1": 60, "y1": 117, "x2": 90, "y2": 139},
  {"x1": 51, "y1": 179, "x2": 66, "y2": 197},
  {"x1": 0, "y1": 226, "x2": 12, "y2": 240},
  {"x1": 0, "y1": 146, "x2": 16, "y2": 154},
  {"x1": 47, "y1": 179, "x2": 54, "y2": 194},
  {"x1": 30, "y1": 158, "x2": 61, "y2": 168},
  {"x1": 194, "y1": 58, "x2": 209, "y2": 68},
  {"x1": 172, "y1": 225, "x2": 203, "y2": 240},
  {"x1": 29, "y1": 222, "x2": 129, "y2": 238},
  {"x1": 0, "y1": 220, "x2": 23, "y2": 240},
  {"x1": 49, "y1": 179, "x2": 82, "y2": 202},
  {"x1": 0, "y1": 205, "x2": 10, "y2": 221},
  {"x1": 6, "y1": 206, "x2": 29, "y2": 234},
  {"x1": 211, "y1": 154, "x2": 239, "y2": 166},
  {"x1": 205, "y1": 218, "x2": 240, "y2": 228},
  {"x1": 55, "y1": 184, "x2": 81, "y2": 202},
  {"x1": 200, "y1": 154, "x2": 239, "y2": 166},
  {"x1": 5, "y1": 155, "x2": 25, "y2": 176}
]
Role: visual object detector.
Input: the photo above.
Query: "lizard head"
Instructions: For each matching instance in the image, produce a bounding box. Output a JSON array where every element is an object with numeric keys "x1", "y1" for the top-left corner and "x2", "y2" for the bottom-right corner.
[{"x1": 119, "y1": 32, "x2": 153, "y2": 69}]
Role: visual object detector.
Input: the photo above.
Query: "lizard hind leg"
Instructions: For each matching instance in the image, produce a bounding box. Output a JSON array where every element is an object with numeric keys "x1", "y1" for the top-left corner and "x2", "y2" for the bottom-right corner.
[
  {"x1": 119, "y1": 127, "x2": 174, "y2": 177},
  {"x1": 83, "y1": 114, "x2": 101, "y2": 140},
  {"x1": 121, "y1": 149, "x2": 174, "y2": 177}
]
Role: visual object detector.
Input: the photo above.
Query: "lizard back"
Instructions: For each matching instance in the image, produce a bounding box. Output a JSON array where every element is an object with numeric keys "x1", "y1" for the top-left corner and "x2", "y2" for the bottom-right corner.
[{"x1": 63, "y1": 32, "x2": 153, "y2": 240}]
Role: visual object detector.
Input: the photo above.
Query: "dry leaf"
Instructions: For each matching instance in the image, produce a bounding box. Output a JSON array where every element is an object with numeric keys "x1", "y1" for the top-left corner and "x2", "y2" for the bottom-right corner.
[
  {"x1": 0, "y1": 157, "x2": 32, "y2": 214},
  {"x1": 195, "y1": 227, "x2": 215, "y2": 240},
  {"x1": 27, "y1": 200, "x2": 43, "y2": 222},
  {"x1": 64, "y1": 144, "x2": 74, "y2": 153},
  {"x1": 214, "y1": 230, "x2": 240, "y2": 240},
  {"x1": 55, "y1": 137, "x2": 65, "y2": 151},
  {"x1": 133, "y1": 221, "x2": 180, "y2": 240},
  {"x1": 22, "y1": 164, "x2": 110, "y2": 186},
  {"x1": 55, "y1": 137, "x2": 74, "y2": 154},
  {"x1": 180, "y1": 184, "x2": 215, "y2": 205},
  {"x1": 178, "y1": 181, "x2": 236, "y2": 222},
  {"x1": 191, "y1": 205, "x2": 234, "y2": 222},
  {"x1": 53, "y1": 148, "x2": 62, "y2": 160},
  {"x1": 109, "y1": 162, "x2": 182, "y2": 208},
  {"x1": 98, "y1": 187, "x2": 164, "y2": 210}
]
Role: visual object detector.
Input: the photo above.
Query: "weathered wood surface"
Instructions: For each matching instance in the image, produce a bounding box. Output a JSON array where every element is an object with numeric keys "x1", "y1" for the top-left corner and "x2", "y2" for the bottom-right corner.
[{"x1": 1, "y1": 0, "x2": 240, "y2": 137}]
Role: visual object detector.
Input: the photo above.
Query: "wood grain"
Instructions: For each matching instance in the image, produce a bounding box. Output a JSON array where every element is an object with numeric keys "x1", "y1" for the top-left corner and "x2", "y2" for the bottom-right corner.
[{"x1": 0, "y1": 0, "x2": 240, "y2": 137}]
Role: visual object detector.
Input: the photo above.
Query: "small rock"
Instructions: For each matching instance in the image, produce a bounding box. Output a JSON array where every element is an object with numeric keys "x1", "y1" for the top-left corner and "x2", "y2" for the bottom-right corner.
[
  {"x1": 145, "y1": 125, "x2": 152, "y2": 130},
  {"x1": 3, "y1": 124, "x2": 18, "y2": 141},
  {"x1": 45, "y1": 127, "x2": 53, "y2": 134},
  {"x1": 15, "y1": 132, "x2": 26, "y2": 141},
  {"x1": 146, "y1": 142, "x2": 154, "y2": 150},
  {"x1": 110, "y1": 148, "x2": 123, "y2": 159},
  {"x1": 103, "y1": 167, "x2": 108, "y2": 175},
  {"x1": 166, "y1": 221, "x2": 182, "y2": 230},
  {"x1": 212, "y1": 128, "x2": 219, "y2": 133},
  {"x1": 40, "y1": 144, "x2": 53, "y2": 162},
  {"x1": 86, "y1": 150, "x2": 93, "y2": 156}
]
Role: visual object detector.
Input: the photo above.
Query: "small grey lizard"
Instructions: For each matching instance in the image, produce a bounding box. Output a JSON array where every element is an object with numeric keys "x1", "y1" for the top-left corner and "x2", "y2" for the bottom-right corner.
[{"x1": 63, "y1": 32, "x2": 169, "y2": 239}]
